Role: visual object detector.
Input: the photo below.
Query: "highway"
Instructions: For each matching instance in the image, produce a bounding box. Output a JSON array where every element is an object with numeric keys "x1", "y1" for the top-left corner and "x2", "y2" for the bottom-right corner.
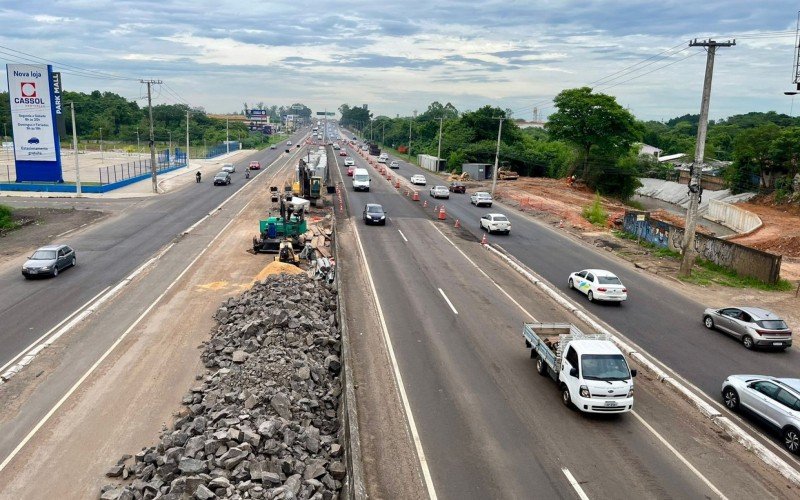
[
  {"x1": 0, "y1": 133, "x2": 304, "y2": 371},
  {"x1": 334, "y1": 136, "x2": 791, "y2": 498},
  {"x1": 357, "y1": 139, "x2": 800, "y2": 461}
]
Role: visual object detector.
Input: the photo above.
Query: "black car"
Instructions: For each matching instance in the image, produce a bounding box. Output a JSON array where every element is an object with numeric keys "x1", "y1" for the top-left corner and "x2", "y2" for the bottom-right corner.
[
  {"x1": 363, "y1": 204, "x2": 387, "y2": 225},
  {"x1": 213, "y1": 172, "x2": 232, "y2": 185}
]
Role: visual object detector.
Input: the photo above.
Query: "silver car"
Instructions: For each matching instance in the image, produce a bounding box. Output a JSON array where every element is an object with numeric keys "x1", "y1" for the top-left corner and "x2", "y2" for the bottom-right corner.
[
  {"x1": 722, "y1": 375, "x2": 800, "y2": 453},
  {"x1": 470, "y1": 191, "x2": 493, "y2": 207},
  {"x1": 703, "y1": 307, "x2": 792, "y2": 350},
  {"x1": 429, "y1": 185, "x2": 450, "y2": 199},
  {"x1": 22, "y1": 244, "x2": 76, "y2": 279}
]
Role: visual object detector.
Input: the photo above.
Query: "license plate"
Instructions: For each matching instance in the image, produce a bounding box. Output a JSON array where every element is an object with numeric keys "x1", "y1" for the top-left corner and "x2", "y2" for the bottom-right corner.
[
  {"x1": 604, "y1": 401, "x2": 618, "y2": 407},
  {"x1": 773, "y1": 342, "x2": 784, "y2": 346},
  {"x1": 29, "y1": 270, "x2": 37, "y2": 274}
]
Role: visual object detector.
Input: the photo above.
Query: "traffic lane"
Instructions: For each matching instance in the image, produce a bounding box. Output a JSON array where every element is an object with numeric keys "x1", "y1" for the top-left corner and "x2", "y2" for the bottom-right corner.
[
  {"x1": 0, "y1": 138, "x2": 307, "y2": 367},
  {"x1": 346, "y1": 185, "x2": 564, "y2": 498},
  {"x1": 343, "y1": 173, "x2": 726, "y2": 498}
]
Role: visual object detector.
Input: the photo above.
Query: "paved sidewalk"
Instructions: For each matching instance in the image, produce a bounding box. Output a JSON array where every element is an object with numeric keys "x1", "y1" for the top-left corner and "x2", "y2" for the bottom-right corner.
[{"x1": 0, "y1": 150, "x2": 256, "y2": 200}]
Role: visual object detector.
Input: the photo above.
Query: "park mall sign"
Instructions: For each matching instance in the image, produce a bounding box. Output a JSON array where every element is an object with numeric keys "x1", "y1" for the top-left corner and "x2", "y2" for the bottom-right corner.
[{"x1": 6, "y1": 63, "x2": 63, "y2": 182}]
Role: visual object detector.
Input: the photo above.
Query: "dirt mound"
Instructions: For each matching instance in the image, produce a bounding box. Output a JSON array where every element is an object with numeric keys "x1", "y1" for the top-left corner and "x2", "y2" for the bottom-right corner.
[{"x1": 255, "y1": 261, "x2": 305, "y2": 281}]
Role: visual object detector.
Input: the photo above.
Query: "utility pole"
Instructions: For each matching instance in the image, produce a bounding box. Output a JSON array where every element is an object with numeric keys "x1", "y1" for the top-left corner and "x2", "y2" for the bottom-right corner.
[
  {"x1": 141, "y1": 79, "x2": 162, "y2": 194},
  {"x1": 136, "y1": 126, "x2": 140, "y2": 159},
  {"x1": 679, "y1": 39, "x2": 735, "y2": 277},
  {"x1": 168, "y1": 131, "x2": 172, "y2": 160},
  {"x1": 99, "y1": 127, "x2": 103, "y2": 161},
  {"x1": 436, "y1": 117, "x2": 444, "y2": 170},
  {"x1": 226, "y1": 119, "x2": 230, "y2": 154},
  {"x1": 490, "y1": 117, "x2": 505, "y2": 197},
  {"x1": 408, "y1": 117, "x2": 412, "y2": 160},
  {"x1": 70, "y1": 102, "x2": 81, "y2": 196},
  {"x1": 186, "y1": 110, "x2": 190, "y2": 165}
]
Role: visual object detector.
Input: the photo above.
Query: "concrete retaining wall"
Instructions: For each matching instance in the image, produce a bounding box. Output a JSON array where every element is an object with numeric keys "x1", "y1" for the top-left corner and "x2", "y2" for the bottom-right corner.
[
  {"x1": 704, "y1": 199, "x2": 762, "y2": 234},
  {"x1": 623, "y1": 211, "x2": 781, "y2": 284}
]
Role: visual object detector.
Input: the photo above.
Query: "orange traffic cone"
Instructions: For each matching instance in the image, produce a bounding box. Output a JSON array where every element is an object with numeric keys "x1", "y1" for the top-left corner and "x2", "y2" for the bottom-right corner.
[
  {"x1": 454, "y1": 219, "x2": 461, "y2": 228},
  {"x1": 412, "y1": 192, "x2": 420, "y2": 201},
  {"x1": 438, "y1": 205, "x2": 446, "y2": 220},
  {"x1": 395, "y1": 180, "x2": 400, "y2": 188},
  {"x1": 481, "y1": 233, "x2": 488, "y2": 245}
]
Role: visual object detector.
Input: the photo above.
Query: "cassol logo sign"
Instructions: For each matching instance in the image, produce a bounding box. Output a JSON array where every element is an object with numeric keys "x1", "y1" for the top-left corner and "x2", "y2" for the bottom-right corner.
[{"x1": 15, "y1": 81, "x2": 44, "y2": 104}]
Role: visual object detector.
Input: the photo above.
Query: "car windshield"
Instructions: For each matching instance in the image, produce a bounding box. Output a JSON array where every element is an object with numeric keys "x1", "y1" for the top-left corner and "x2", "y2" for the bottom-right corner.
[
  {"x1": 476, "y1": 193, "x2": 490, "y2": 198},
  {"x1": 367, "y1": 206, "x2": 383, "y2": 214},
  {"x1": 758, "y1": 320, "x2": 789, "y2": 330},
  {"x1": 354, "y1": 174, "x2": 369, "y2": 181},
  {"x1": 581, "y1": 354, "x2": 631, "y2": 381},
  {"x1": 31, "y1": 250, "x2": 57, "y2": 260},
  {"x1": 493, "y1": 216, "x2": 508, "y2": 222},
  {"x1": 598, "y1": 276, "x2": 622, "y2": 285},
  {"x1": 215, "y1": 173, "x2": 227, "y2": 178}
]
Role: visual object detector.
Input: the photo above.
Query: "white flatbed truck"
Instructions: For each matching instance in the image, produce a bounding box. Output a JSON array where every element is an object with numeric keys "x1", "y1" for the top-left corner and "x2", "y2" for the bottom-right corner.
[{"x1": 523, "y1": 323, "x2": 636, "y2": 413}]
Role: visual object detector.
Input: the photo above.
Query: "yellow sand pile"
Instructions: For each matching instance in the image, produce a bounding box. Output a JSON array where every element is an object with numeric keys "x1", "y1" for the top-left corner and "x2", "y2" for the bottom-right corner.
[{"x1": 255, "y1": 261, "x2": 305, "y2": 281}]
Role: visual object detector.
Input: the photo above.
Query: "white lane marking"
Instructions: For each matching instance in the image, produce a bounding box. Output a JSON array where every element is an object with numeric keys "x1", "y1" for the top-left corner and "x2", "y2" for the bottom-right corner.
[
  {"x1": 562, "y1": 468, "x2": 590, "y2": 500},
  {"x1": 631, "y1": 411, "x2": 728, "y2": 499},
  {"x1": 438, "y1": 288, "x2": 458, "y2": 315},
  {"x1": 398, "y1": 229, "x2": 408, "y2": 242},
  {"x1": 430, "y1": 221, "x2": 731, "y2": 497},
  {"x1": 0, "y1": 286, "x2": 110, "y2": 375},
  {"x1": 351, "y1": 220, "x2": 438, "y2": 500},
  {"x1": 0, "y1": 194, "x2": 257, "y2": 473},
  {"x1": 428, "y1": 221, "x2": 534, "y2": 321}
]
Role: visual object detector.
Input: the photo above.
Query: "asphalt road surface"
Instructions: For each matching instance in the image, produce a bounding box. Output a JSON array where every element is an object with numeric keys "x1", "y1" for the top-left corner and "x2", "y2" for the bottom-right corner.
[
  {"x1": 0, "y1": 132, "x2": 306, "y2": 370},
  {"x1": 335, "y1": 140, "x2": 789, "y2": 499}
]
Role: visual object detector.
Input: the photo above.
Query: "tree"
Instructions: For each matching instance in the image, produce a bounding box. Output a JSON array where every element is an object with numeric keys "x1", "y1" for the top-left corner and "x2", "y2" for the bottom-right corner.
[
  {"x1": 731, "y1": 124, "x2": 780, "y2": 189},
  {"x1": 547, "y1": 87, "x2": 641, "y2": 183}
]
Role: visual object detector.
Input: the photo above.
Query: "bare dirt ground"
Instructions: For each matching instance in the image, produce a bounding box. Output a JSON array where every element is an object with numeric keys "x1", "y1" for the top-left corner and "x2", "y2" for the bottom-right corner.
[
  {"x1": 460, "y1": 176, "x2": 800, "y2": 332},
  {"x1": 0, "y1": 207, "x2": 106, "y2": 259}
]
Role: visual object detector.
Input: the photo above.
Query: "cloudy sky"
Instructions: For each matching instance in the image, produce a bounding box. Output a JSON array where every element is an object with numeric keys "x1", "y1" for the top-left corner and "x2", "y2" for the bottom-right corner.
[{"x1": 1, "y1": 0, "x2": 797, "y2": 121}]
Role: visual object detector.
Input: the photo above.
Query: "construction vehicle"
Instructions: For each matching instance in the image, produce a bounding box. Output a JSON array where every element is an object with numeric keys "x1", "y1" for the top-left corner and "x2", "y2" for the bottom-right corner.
[
  {"x1": 448, "y1": 172, "x2": 472, "y2": 182},
  {"x1": 253, "y1": 198, "x2": 307, "y2": 253},
  {"x1": 296, "y1": 158, "x2": 323, "y2": 207},
  {"x1": 498, "y1": 167, "x2": 519, "y2": 180},
  {"x1": 275, "y1": 240, "x2": 300, "y2": 266},
  {"x1": 368, "y1": 143, "x2": 380, "y2": 156}
]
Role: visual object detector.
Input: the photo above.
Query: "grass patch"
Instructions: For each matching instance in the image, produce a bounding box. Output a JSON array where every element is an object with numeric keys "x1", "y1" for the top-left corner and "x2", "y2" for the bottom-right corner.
[
  {"x1": 582, "y1": 194, "x2": 608, "y2": 226},
  {"x1": 0, "y1": 204, "x2": 18, "y2": 231},
  {"x1": 682, "y1": 259, "x2": 794, "y2": 291}
]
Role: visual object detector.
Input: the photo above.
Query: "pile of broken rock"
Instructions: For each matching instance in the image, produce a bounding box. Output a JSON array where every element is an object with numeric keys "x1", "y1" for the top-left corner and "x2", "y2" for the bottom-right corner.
[{"x1": 101, "y1": 273, "x2": 345, "y2": 500}]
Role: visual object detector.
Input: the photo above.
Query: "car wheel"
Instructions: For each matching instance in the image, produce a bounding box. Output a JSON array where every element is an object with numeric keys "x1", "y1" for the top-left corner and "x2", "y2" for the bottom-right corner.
[
  {"x1": 703, "y1": 316, "x2": 715, "y2": 329},
  {"x1": 742, "y1": 335, "x2": 754, "y2": 350},
  {"x1": 722, "y1": 387, "x2": 740, "y2": 411},
  {"x1": 568, "y1": 278, "x2": 574, "y2": 289},
  {"x1": 71, "y1": 257, "x2": 76, "y2": 268},
  {"x1": 784, "y1": 427, "x2": 800, "y2": 454},
  {"x1": 52, "y1": 267, "x2": 58, "y2": 277},
  {"x1": 561, "y1": 385, "x2": 573, "y2": 408},
  {"x1": 587, "y1": 291, "x2": 594, "y2": 302},
  {"x1": 23, "y1": 275, "x2": 31, "y2": 280},
  {"x1": 536, "y1": 356, "x2": 548, "y2": 376}
]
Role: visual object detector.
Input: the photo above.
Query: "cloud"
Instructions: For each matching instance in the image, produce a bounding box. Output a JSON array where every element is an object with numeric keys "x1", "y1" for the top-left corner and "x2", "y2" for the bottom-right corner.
[{"x1": 0, "y1": 0, "x2": 796, "y2": 120}]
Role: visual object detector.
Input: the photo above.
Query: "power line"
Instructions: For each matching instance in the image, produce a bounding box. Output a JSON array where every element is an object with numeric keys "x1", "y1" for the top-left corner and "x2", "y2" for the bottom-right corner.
[{"x1": 0, "y1": 44, "x2": 139, "y2": 81}]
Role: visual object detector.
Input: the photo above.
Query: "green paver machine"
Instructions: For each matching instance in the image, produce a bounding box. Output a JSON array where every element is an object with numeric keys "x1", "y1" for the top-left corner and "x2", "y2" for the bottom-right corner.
[{"x1": 253, "y1": 198, "x2": 307, "y2": 253}]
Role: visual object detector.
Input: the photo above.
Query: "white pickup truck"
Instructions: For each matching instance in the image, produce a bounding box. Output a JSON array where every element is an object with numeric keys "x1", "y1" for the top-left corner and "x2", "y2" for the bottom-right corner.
[{"x1": 523, "y1": 323, "x2": 636, "y2": 413}]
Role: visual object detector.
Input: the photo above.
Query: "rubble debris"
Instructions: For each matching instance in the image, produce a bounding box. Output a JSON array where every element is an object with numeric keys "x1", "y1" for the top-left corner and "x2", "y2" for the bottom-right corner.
[{"x1": 102, "y1": 273, "x2": 344, "y2": 499}]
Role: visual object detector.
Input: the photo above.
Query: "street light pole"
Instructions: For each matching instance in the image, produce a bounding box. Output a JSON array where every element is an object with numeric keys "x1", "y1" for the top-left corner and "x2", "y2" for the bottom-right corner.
[
  {"x1": 226, "y1": 119, "x2": 230, "y2": 154},
  {"x1": 99, "y1": 127, "x2": 103, "y2": 161},
  {"x1": 71, "y1": 102, "x2": 81, "y2": 196},
  {"x1": 437, "y1": 117, "x2": 444, "y2": 171}
]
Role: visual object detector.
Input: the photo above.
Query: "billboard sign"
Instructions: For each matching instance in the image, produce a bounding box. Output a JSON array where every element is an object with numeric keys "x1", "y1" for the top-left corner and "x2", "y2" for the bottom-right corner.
[
  {"x1": 249, "y1": 109, "x2": 267, "y2": 116},
  {"x1": 6, "y1": 64, "x2": 63, "y2": 182}
]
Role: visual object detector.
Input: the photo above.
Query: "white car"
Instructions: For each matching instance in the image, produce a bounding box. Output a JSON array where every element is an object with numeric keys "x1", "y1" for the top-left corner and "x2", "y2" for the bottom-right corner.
[
  {"x1": 344, "y1": 157, "x2": 355, "y2": 166},
  {"x1": 568, "y1": 269, "x2": 627, "y2": 304},
  {"x1": 377, "y1": 156, "x2": 387, "y2": 164},
  {"x1": 287, "y1": 141, "x2": 292, "y2": 146},
  {"x1": 479, "y1": 213, "x2": 511, "y2": 234},
  {"x1": 430, "y1": 185, "x2": 450, "y2": 199},
  {"x1": 470, "y1": 191, "x2": 493, "y2": 207},
  {"x1": 410, "y1": 175, "x2": 426, "y2": 186},
  {"x1": 221, "y1": 163, "x2": 235, "y2": 173},
  {"x1": 389, "y1": 160, "x2": 399, "y2": 169},
  {"x1": 722, "y1": 375, "x2": 800, "y2": 453}
]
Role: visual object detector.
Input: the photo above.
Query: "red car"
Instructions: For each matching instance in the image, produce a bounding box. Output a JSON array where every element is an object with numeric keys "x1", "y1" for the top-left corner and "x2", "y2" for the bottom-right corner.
[
  {"x1": 347, "y1": 166, "x2": 354, "y2": 176},
  {"x1": 339, "y1": 150, "x2": 347, "y2": 156},
  {"x1": 449, "y1": 182, "x2": 466, "y2": 193},
  {"x1": 249, "y1": 161, "x2": 261, "y2": 170}
]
